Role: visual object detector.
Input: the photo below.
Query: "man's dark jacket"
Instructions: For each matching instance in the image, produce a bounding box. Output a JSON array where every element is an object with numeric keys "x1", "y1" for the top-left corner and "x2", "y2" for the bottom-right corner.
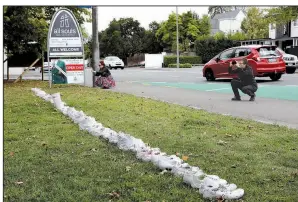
[{"x1": 228, "y1": 65, "x2": 258, "y2": 87}]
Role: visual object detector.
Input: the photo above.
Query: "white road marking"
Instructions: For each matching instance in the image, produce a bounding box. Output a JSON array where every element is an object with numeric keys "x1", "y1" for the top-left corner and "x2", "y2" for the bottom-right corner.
[
  {"x1": 206, "y1": 88, "x2": 230, "y2": 92},
  {"x1": 285, "y1": 85, "x2": 298, "y2": 87}
]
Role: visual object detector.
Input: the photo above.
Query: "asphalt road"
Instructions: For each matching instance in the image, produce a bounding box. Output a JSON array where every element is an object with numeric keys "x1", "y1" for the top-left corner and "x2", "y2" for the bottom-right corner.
[
  {"x1": 112, "y1": 66, "x2": 298, "y2": 86},
  {"x1": 6, "y1": 66, "x2": 298, "y2": 86},
  {"x1": 5, "y1": 67, "x2": 298, "y2": 129},
  {"x1": 110, "y1": 67, "x2": 298, "y2": 129}
]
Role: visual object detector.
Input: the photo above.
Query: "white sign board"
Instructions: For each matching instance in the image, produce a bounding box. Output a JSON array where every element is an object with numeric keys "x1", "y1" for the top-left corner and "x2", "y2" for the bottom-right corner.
[
  {"x1": 47, "y1": 8, "x2": 85, "y2": 87},
  {"x1": 48, "y1": 9, "x2": 83, "y2": 57},
  {"x1": 145, "y1": 54, "x2": 164, "y2": 69},
  {"x1": 51, "y1": 59, "x2": 84, "y2": 84}
]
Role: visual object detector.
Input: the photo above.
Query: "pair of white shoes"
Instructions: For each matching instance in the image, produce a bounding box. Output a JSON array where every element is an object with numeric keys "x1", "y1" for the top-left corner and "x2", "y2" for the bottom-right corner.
[{"x1": 183, "y1": 172, "x2": 244, "y2": 200}]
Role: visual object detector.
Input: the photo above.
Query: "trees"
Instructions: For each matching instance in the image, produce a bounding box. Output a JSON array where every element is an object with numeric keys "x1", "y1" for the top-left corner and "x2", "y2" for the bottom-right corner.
[
  {"x1": 266, "y1": 6, "x2": 298, "y2": 24},
  {"x1": 99, "y1": 18, "x2": 146, "y2": 61},
  {"x1": 156, "y1": 11, "x2": 211, "y2": 52},
  {"x1": 198, "y1": 14, "x2": 211, "y2": 36},
  {"x1": 156, "y1": 13, "x2": 178, "y2": 50},
  {"x1": 240, "y1": 7, "x2": 269, "y2": 39},
  {"x1": 226, "y1": 31, "x2": 247, "y2": 41},
  {"x1": 4, "y1": 7, "x2": 48, "y2": 56},
  {"x1": 208, "y1": 6, "x2": 246, "y2": 19},
  {"x1": 142, "y1": 21, "x2": 164, "y2": 54}
]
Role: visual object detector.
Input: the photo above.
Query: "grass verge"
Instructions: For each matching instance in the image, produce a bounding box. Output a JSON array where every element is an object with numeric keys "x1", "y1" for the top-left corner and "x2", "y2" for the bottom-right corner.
[{"x1": 4, "y1": 81, "x2": 298, "y2": 201}]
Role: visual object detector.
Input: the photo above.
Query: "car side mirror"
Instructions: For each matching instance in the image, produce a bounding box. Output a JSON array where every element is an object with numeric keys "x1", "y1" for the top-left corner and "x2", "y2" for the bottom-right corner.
[{"x1": 216, "y1": 57, "x2": 220, "y2": 63}]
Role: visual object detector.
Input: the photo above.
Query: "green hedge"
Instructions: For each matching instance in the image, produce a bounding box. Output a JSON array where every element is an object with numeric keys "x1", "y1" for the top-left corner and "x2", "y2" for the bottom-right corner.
[
  {"x1": 195, "y1": 38, "x2": 240, "y2": 64},
  {"x1": 167, "y1": 63, "x2": 192, "y2": 68},
  {"x1": 163, "y1": 56, "x2": 201, "y2": 67}
]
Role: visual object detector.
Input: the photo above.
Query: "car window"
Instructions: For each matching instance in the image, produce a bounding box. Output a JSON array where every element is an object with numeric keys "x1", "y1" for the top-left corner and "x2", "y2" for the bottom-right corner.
[
  {"x1": 234, "y1": 48, "x2": 251, "y2": 58},
  {"x1": 110, "y1": 57, "x2": 119, "y2": 61},
  {"x1": 257, "y1": 46, "x2": 281, "y2": 57},
  {"x1": 219, "y1": 49, "x2": 234, "y2": 60}
]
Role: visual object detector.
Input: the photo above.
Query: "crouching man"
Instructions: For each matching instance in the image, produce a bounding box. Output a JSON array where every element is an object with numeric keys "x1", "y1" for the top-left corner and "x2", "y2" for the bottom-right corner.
[{"x1": 228, "y1": 58, "x2": 258, "y2": 101}]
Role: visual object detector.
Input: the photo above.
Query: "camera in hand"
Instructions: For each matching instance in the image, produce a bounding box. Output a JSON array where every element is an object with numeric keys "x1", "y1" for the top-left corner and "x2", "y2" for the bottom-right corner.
[{"x1": 232, "y1": 60, "x2": 237, "y2": 65}]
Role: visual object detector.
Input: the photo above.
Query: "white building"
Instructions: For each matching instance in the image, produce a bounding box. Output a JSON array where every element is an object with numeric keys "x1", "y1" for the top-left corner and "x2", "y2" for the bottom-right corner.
[
  {"x1": 210, "y1": 10, "x2": 246, "y2": 35},
  {"x1": 268, "y1": 19, "x2": 298, "y2": 48},
  {"x1": 239, "y1": 19, "x2": 298, "y2": 56}
]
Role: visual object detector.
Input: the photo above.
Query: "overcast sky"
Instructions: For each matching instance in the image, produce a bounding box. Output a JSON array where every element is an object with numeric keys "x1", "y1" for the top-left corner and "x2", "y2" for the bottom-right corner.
[{"x1": 83, "y1": 6, "x2": 209, "y2": 35}]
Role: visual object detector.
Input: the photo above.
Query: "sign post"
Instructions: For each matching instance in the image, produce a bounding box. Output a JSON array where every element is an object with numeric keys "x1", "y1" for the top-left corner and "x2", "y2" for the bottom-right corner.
[{"x1": 47, "y1": 8, "x2": 85, "y2": 88}]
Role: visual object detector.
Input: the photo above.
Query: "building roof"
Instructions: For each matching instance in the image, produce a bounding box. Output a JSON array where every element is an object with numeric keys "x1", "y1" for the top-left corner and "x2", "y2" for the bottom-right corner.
[{"x1": 212, "y1": 9, "x2": 242, "y2": 20}]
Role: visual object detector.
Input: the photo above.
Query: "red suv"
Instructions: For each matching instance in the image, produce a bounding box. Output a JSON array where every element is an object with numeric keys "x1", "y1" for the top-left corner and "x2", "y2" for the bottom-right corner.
[{"x1": 203, "y1": 45, "x2": 286, "y2": 81}]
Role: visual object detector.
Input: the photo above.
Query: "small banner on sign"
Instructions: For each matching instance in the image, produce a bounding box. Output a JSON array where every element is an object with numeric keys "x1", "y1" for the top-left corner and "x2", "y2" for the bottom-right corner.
[{"x1": 51, "y1": 59, "x2": 84, "y2": 84}]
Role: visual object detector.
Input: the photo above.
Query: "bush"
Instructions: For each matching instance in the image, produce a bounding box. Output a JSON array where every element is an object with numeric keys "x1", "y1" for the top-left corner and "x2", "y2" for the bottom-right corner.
[
  {"x1": 163, "y1": 56, "x2": 201, "y2": 67},
  {"x1": 167, "y1": 63, "x2": 192, "y2": 68},
  {"x1": 195, "y1": 37, "x2": 240, "y2": 64}
]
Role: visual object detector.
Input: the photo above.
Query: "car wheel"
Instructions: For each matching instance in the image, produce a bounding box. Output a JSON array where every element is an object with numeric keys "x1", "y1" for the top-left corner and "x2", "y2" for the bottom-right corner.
[
  {"x1": 115, "y1": 67, "x2": 118, "y2": 70},
  {"x1": 108, "y1": 65, "x2": 112, "y2": 70},
  {"x1": 205, "y1": 69, "x2": 215, "y2": 81},
  {"x1": 286, "y1": 67, "x2": 296, "y2": 74},
  {"x1": 121, "y1": 67, "x2": 124, "y2": 70},
  {"x1": 269, "y1": 73, "x2": 282, "y2": 81}
]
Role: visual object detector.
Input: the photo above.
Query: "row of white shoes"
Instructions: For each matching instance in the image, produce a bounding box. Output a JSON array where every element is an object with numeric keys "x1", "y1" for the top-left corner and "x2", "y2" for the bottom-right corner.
[{"x1": 31, "y1": 88, "x2": 245, "y2": 200}]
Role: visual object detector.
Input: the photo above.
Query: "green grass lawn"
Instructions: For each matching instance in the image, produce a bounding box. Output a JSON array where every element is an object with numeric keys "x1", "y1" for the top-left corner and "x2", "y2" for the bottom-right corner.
[{"x1": 4, "y1": 81, "x2": 298, "y2": 202}]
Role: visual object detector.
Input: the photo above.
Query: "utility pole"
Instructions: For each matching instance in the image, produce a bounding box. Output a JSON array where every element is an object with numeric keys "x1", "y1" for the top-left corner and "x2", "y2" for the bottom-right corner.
[
  {"x1": 176, "y1": 6, "x2": 179, "y2": 68},
  {"x1": 41, "y1": 49, "x2": 44, "y2": 81},
  {"x1": 92, "y1": 6, "x2": 100, "y2": 72}
]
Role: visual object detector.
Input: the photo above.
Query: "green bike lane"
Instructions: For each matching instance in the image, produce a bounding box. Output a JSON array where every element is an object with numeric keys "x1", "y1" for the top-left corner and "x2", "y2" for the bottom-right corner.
[{"x1": 135, "y1": 82, "x2": 298, "y2": 101}]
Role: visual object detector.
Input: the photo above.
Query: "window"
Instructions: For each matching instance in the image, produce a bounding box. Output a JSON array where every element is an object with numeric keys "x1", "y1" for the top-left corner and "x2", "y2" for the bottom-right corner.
[
  {"x1": 294, "y1": 20, "x2": 298, "y2": 27},
  {"x1": 219, "y1": 49, "x2": 234, "y2": 60},
  {"x1": 109, "y1": 57, "x2": 120, "y2": 61},
  {"x1": 257, "y1": 47, "x2": 281, "y2": 57},
  {"x1": 106, "y1": 57, "x2": 120, "y2": 61},
  {"x1": 234, "y1": 48, "x2": 251, "y2": 58}
]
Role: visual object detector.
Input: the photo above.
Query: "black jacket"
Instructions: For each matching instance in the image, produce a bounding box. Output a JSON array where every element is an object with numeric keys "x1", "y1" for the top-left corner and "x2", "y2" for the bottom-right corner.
[
  {"x1": 228, "y1": 65, "x2": 258, "y2": 87},
  {"x1": 95, "y1": 67, "x2": 111, "y2": 77}
]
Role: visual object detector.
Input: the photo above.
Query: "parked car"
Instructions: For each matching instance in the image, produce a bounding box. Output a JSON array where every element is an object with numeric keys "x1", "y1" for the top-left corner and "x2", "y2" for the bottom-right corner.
[
  {"x1": 138, "y1": 61, "x2": 145, "y2": 67},
  {"x1": 203, "y1": 45, "x2": 286, "y2": 81},
  {"x1": 29, "y1": 67, "x2": 36, "y2": 71},
  {"x1": 40, "y1": 62, "x2": 51, "y2": 73},
  {"x1": 276, "y1": 47, "x2": 298, "y2": 74},
  {"x1": 104, "y1": 56, "x2": 125, "y2": 70}
]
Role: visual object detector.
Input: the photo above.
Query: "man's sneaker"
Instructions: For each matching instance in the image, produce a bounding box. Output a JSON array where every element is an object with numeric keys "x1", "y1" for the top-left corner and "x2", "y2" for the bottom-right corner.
[
  {"x1": 249, "y1": 95, "x2": 255, "y2": 101},
  {"x1": 231, "y1": 97, "x2": 241, "y2": 101}
]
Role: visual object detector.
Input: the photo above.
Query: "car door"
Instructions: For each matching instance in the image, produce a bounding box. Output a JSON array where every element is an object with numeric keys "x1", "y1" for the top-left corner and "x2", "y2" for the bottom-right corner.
[{"x1": 214, "y1": 48, "x2": 235, "y2": 77}]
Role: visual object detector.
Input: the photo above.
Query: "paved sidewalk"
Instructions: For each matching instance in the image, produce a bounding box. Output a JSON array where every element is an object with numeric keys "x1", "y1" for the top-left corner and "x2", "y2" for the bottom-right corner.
[{"x1": 111, "y1": 82, "x2": 298, "y2": 130}]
